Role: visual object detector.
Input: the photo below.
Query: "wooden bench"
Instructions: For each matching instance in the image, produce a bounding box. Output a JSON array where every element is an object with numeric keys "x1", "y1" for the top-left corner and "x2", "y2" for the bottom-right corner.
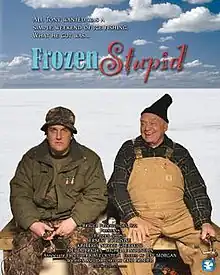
[{"x1": 0, "y1": 220, "x2": 15, "y2": 251}]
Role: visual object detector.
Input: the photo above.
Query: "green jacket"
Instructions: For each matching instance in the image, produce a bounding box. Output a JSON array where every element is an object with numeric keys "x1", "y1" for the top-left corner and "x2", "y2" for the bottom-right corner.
[{"x1": 10, "y1": 139, "x2": 108, "y2": 230}]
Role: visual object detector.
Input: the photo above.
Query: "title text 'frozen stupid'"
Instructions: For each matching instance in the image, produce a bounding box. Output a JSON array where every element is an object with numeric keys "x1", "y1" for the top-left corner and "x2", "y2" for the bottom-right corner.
[{"x1": 31, "y1": 41, "x2": 188, "y2": 83}]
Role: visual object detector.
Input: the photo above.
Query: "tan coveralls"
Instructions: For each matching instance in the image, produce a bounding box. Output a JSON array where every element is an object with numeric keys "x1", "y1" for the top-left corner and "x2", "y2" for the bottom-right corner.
[{"x1": 120, "y1": 146, "x2": 220, "y2": 275}]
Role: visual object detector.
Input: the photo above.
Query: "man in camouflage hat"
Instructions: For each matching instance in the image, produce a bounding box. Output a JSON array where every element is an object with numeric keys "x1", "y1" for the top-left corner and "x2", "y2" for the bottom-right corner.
[
  {"x1": 41, "y1": 106, "x2": 77, "y2": 135},
  {"x1": 6, "y1": 106, "x2": 109, "y2": 275}
]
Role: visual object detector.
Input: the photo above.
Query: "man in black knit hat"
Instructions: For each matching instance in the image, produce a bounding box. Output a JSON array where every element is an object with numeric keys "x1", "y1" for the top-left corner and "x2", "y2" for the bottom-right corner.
[{"x1": 108, "y1": 94, "x2": 219, "y2": 275}]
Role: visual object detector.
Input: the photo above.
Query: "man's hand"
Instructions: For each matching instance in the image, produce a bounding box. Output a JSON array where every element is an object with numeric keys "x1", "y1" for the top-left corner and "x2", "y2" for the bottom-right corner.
[
  {"x1": 201, "y1": 223, "x2": 216, "y2": 242},
  {"x1": 53, "y1": 218, "x2": 77, "y2": 238},
  {"x1": 29, "y1": 221, "x2": 54, "y2": 238},
  {"x1": 127, "y1": 216, "x2": 150, "y2": 243}
]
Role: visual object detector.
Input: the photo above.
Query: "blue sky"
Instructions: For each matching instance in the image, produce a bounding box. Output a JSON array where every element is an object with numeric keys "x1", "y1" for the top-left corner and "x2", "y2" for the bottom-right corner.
[{"x1": 1, "y1": 0, "x2": 220, "y2": 88}]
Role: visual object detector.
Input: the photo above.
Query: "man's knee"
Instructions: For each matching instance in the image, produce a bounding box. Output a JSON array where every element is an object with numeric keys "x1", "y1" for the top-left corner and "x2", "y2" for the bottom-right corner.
[{"x1": 4, "y1": 231, "x2": 44, "y2": 275}]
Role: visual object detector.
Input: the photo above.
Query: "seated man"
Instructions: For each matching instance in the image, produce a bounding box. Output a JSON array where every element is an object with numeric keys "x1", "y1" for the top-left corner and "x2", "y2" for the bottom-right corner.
[
  {"x1": 108, "y1": 94, "x2": 220, "y2": 275},
  {"x1": 6, "y1": 106, "x2": 108, "y2": 275}
]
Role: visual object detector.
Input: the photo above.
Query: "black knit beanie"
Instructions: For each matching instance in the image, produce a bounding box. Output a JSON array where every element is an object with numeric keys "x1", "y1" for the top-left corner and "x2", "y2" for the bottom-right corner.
[{"x1": 141, "y1": 94, "x2": 172, "y2": 123}]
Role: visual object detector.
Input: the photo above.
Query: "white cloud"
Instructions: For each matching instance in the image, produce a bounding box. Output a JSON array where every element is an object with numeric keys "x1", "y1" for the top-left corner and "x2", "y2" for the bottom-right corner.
[
  {"x1": 0, "y1": 56, "x2": 31, "y2": 70},
  {"x1": 0, "y1": 62, "x2": 8, "y2": 70},
  {"x1": 159, "y1": 45, "x2": 169, "y2": 50},
  {"x1": 185, "y1": 59, "x2": 216, "y2": 69},
  {"x1": 160, "y1": 56, "x2": 174, "y2": 62},
  {"x1": 90, "y1": 0, "x2": 182, "y2": 24},
  {"x1": 133, "y1": 39, "x2": 153, "y2": 46},
  {"x1": 158, "y1": 36, "x2": 174, "y2": 42},
  {"x1": 90, "y1": 7, "x2": 130, "y2": 24},
  {"x1": 185, "y1": 59, "x2": 202, "y2": 68},
  {"x1": 8, "y1": 56, "x2": 31, "y2": 67},
  {"x1": 195, "y1": 71, "x2": 219, "y2": 76},
  {"x1": 152, "y1": 70, "x2": 191, "y2": 80},
  {"x1": 183, "y1": 0, "x2": 213, "y2": 4},
  {"x1": 203, "y1": 64, "x2": 216, "y2": 68},
  {"x1": 22, "y1": 0, "x2": 124, "y2": 8},
  {"x1": 158, "y1": 7, "x2": 220, "y2": 33},
  {"x1": 192, "y1": 71, "x2": 220, "y2": 82}
]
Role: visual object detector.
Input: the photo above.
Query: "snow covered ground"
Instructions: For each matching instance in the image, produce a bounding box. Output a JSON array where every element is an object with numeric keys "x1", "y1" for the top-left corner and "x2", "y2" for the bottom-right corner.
[{"x1": 0, "y1": 89, "x2": 220, "y2": 271}]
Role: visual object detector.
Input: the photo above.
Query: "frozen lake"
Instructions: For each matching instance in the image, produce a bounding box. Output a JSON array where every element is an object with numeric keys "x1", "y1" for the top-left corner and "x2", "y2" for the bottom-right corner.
[{"x1": 0, "y1": 89, "x2": 220, "y2": 271}]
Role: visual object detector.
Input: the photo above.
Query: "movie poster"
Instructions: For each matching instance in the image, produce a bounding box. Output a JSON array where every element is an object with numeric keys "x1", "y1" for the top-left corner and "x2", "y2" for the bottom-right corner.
[{"x1": 0, "y1": 0, "x2": 219, "y2": 274}]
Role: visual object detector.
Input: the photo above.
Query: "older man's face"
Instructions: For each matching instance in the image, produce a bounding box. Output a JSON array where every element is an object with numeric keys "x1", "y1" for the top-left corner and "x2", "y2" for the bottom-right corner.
[
  {"x1": 140, "y1": 113, "x2": 168, "y2": 147},
  {"x1": 47, "y1": 125, "x2": 72, "y2": 154}
]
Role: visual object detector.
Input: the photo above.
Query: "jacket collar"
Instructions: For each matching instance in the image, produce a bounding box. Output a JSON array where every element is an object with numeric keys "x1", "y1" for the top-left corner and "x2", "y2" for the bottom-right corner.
[
  {"x1": 28, "y1": 138, "x2": 83, "y2": 165},
  {"x1": 135, "y1": 134, "x2": 173, "y2": 149}
]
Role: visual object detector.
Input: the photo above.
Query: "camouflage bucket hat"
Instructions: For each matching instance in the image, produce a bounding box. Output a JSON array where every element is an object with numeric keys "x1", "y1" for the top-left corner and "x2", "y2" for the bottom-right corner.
[{"x1": 41, "y1": 106, "x2": 77, "y2": 134}]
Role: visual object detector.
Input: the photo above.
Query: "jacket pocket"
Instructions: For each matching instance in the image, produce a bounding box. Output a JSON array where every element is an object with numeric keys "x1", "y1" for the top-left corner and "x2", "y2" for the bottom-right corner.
[{"x1": 61, "y1": 167, "x2": 86, "y2": 198}]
